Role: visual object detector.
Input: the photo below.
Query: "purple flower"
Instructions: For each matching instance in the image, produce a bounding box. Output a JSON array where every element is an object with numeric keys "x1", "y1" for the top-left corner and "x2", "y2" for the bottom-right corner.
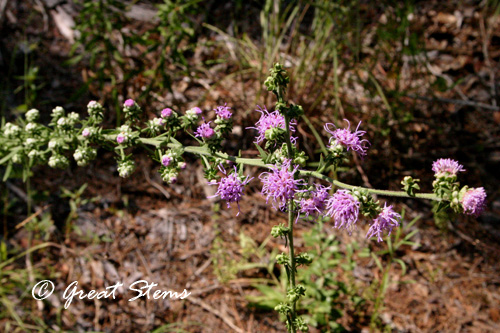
[
  {"x1": 195, "y1": 121, "x2": 215, "y2": 139},
  {"x1": 260, "y1": 159, "x2": 304, "y2": 210},
  {"x1": 325, "y1": 190, "x2": 360, "y2": 233},
  {"x1": 161, "y1": 155, "x2": 172, "y2": 167},
  {"x1": 161, "y1": 108, "x2": 173, "y2": 118},
  {"x1": 324, "y1": 120, "x2": 370, "y2": 157},
  {"x1": 461, "y1": 187, "x2": 486, "y2": 216},
  {"x1": 432, "y1": 158, "x2": 465, "y2": 176},
  {"x1": 82, "y1": 128, "x2": 90, "y2": 137},
  {"x1": 209, "y1": 165, "x2": 253, "y2": 215},
  {"x1": 124, "y1": 99, "x2": 135, "y2": 108},
  {"x1": 193, "y1": 107, "x2": 202, "y2": 115},
  {"x1": 366, "y1": 203, "x2": 401, "y2": 242},
  {"x1": 297, "y1": 184, "x2": 330, "y2": 221},
  {"x1": 116, "y1": 133, "x2": 125, "y2": 144},
  {"x1": 214, "y1": 104, "x2": 232, "y2": 120},
  {"x1": 247, "y1": 106, "x2": 297, "y2": 144}
]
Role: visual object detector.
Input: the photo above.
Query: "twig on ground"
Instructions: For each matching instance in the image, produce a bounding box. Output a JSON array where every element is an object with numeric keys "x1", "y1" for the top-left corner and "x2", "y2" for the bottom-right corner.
[
  {"x1": 405, "y1": 94, "x2": 499, "y2": 111},
  {"x1": 15, "y1": 205, "x2": 50, "y2": 230},
  {"x1": 186, "y1": 296, "x2": 244, "y2": 333},
  {"x1": 479, "y1": 14, "x2": 498, "y2": 108}
]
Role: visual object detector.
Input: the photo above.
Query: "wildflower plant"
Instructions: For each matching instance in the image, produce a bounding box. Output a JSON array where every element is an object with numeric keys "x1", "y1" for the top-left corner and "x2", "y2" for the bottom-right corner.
[{"x1": 0, "y1": 64, "x2": 487, "y2": 332}]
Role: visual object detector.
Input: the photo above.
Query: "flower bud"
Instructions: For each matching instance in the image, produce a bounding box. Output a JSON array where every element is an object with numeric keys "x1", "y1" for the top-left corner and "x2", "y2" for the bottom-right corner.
[
  {"x1": 82, "y1": 128, "x2": 90, "y2": 137},
  {"x1": 25, "y1": 109, "x2": 40, "y2": 123},
  {"x1": 12, "y1": 153, "x2": 23, "y2": 164},
  {"x1": 48, "y1": 139, "x2": 59, "y2": 150},
  {"x1": 48, "y1": 154, "x2": 69, "y2": 169},
  {"x1": 161, "y1": 155, "x2": 172, "y2": 167},
  {"x1": 87, "y1": 100, "x2": 104, "y2": 121},
  {"x1": 51, "y1": 106, "x2": 65, "y2": 120},
  {"x1": 25, "y1": 138, "x2": 37, "y2": 149},
  {"x1": 67, "y1": 112, "x2": 80, "y2": 126},
  {"x1": 3, "y1": 123, "x2": 21, "y2": 138},
  {"x1": 25, "y1": 122, "x2": 37, "y2": 133},
  {"x1": 117, "y1": 159, "x2": 135, "y2": 178}
]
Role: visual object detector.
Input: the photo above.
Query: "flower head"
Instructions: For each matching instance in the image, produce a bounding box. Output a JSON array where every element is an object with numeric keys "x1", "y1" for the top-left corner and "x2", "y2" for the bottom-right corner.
[
  {"x1": 324, "y1": 120, "x2": 370, "y2": 157},
  {"x1": 297, "y1": 184, "x2": 330, "y2": 221},
  {"x1": 366, "y1": 203, "x2": 401, "y2": 242},
  {"x1": 82, "y1": 128, "x2": 90, "y2": 137},
  {"x1": 214, "y1": 104, "x2": 232, "y2": 120},
  {"x1": 124, "y1": 99, "x2": 135, "y2": 108},
  {"x1": 116, "y1": 133, "x2": 125, "y2": 144},
  {"x1": 51, "y1": 106, "x2": 65, "y2": 120},
  {"x1": 116, "y1": 125, "x2": 132, "y2": 145},
  {"x1": 432, "y1": 158, "x2": 465, "y2": 176},
  {"x1": 195, "y1": 121, "x2": 215, "y2": 139},
  {"x1": 209, "y1": 165, "x2": 253, "y2": 215},
  {"x1": 117, "y1": 159, "x2": 135, "y2": 178},
  {"x1": 325, "y1": 190, "x2": 360, "y2": 233},
  {"x1": 260, "y1": 159, "x2": 304, "y2": 210},
  {"x1": 461, "y1": 187, "x2": 486, "y2": 216},
  {"x1": 26, "y1": 109, "x2": 39, "y2": 123},
  {"x1": 2, "y1": 123, "x2": 21, "y2": 138},
  {"x1": 185, "y1": 107, "x2": 202, "y2": 121},
  {"x1": 161, "y1": 155, "x2": 172, "y2": 167},
  {"x1": 161, "y1": 108, "x2": 173, "y2": 118},
  {"x1": 248, "y1": 106, "x2": 297, "y2": 144}
]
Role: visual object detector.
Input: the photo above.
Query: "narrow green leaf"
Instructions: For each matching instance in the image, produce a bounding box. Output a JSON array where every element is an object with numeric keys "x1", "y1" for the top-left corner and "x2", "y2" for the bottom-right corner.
[
  {"x1": 0, "y1": 148, "x2": 20, "y2": 165},
  {"x1": 3, "y1": 162, "x2": 12, "y2": 181},
  {"x1": 254, "y1": 143, "x2": 268, "y2": 160},
  {"x1": 394, "y1": 258, "x2": 407, "y2": 276},
  {"x1": 371, "y1": 252, "x2": 383, "y2": 271}
]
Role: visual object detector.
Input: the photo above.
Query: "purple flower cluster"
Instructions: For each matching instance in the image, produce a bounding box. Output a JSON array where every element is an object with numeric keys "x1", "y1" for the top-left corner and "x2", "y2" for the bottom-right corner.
[
  {"x1": 432, "y1": 158, "x2": 465, "y2": 176},
  {"x1": 210, "y1": 166, "x2": 253, "y2": 215},
  {"x1": 260, "y1": 159, "x2": 304, "y2": 210},
  {"x1": 161, "y1": 108, "x2": 173, "y2": 118},
  {"x1": 324, "y1": 120, "x2": 370, "y2": 157},
  {"x1": 248, "y1": 106, "x2": 297, "y2": 144},
  {"x1": 297, "y1": 184, "x2": 330, "y2": 221},
  {"x1": 325, "y1": 190, "x2": 360, "y2": 233},
  {"x1": 124, "y1": 99, "x2": 135, "y2": 108},
  {"x1": 195, "y1": 121, "x2": 215, "y2": 139},
  {"x1": 366, "y1": 204, "x2": 401, "y2": 242},
  {"x1": 214, "y1": 104, "x2": 232, "y2": 120},
  {"x1": 117, "y1": 134, "x2": 125, "y2": 144},
  {"x1": 161, "y1": 155, "x2": 172, "y2": 167},
  {"x1": 461, "y1": 187, "x2": 487, "y2": 216}
]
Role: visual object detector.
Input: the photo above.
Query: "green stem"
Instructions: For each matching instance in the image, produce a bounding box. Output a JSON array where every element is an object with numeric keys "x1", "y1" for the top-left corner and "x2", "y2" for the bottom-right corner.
[
  {"x1": 370, "y1": 257, "x2": 392, "y2": 330},
  {"x1": 133, "y1": 135, "x2": 442, "y2": 202},
  {"x1": 284, "y1": 115, "x2": 297, "y2": 331},
  {"x1": 103, "y1": 131, "x2": 442, "y2": 202}
]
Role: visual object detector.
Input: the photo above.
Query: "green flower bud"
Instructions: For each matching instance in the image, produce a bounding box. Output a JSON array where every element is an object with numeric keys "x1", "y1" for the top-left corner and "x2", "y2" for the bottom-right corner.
[
  {"x1": 287, "y1": 284, "x2": 306, "y2": 302},
  {"x1": 276, "y1": 253, "x2": 290, "y2": 266},
  {"x1": 271, "y1": 224, "x2": 289, "y2": 238},
  {"x1": 274, "y1": 302, "x2": 292, "y2": 315},
  {"x1": 401, "y1": 176, "x2": 420, "y2": 197},
  {"x1": 295, "y1": 252, "x2": 313, "y2": 266}
]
